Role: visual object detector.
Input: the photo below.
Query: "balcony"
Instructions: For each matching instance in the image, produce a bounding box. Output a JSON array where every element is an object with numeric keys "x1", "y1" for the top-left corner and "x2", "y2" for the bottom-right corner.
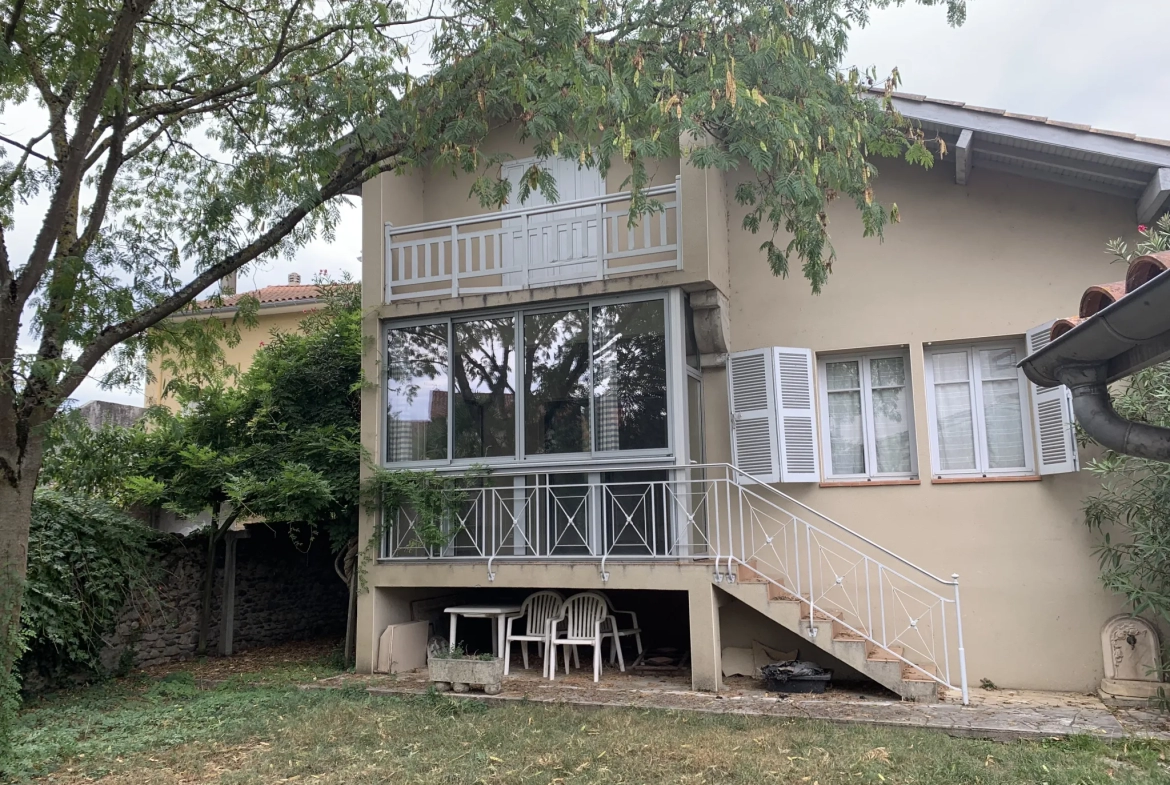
[{"x1": 384, "y1": 179, "x2": 681, "y2": 302}]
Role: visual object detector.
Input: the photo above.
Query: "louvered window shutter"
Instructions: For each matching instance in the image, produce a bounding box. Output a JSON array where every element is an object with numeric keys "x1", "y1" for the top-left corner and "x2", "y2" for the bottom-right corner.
[
  {"x1": 773, "y1": 348, "x2": 821, "y2": 483},
  {"x1": 1026, "y1": 322, "x2": 1080, "y2": 475},
  {"x1": 727, "y1": 349, "x2": 781, "y2": 484}
]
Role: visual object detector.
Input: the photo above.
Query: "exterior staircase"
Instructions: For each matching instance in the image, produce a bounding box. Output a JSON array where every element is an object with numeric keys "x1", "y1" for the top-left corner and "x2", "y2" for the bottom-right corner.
[{"x1": 718, "y1": 560, "x2": 940, "y2": 701}]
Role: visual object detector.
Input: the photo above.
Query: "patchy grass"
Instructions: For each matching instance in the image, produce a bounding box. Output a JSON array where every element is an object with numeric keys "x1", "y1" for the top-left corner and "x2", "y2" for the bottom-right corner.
[{"x1": 7, "y1": 658, "x2": 1169, "y2": 783}]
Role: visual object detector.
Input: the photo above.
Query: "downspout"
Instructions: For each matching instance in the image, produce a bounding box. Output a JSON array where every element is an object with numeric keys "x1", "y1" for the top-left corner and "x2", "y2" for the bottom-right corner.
[{"x1": 1058, "y1": 365, "x2": 1170, "y2": 461}]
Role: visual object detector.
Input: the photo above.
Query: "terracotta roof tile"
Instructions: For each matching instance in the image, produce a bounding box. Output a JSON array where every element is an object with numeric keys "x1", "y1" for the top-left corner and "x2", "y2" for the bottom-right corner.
[
  {"x1": 1079, "y1": 282, "x2": 1127, "y2": 317},
  {"x1": 1049, "y1": 252, "x2": 1170, "y2": 342},
  {"x1": 196, "y1": 282, "x2": 357, "y2": 310},
  {"x1": 1127, "y1": 253, "x2": 1170, "y2": 291},
  {"x1": 1050, "y1": 317, "x2": 1083, "y2": 340}
]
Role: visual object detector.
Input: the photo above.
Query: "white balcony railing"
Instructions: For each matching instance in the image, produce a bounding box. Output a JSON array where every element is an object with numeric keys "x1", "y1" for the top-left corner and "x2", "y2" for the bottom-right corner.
[
  {"x1": 379, "y1": 462, "x2": 968, "y2": 701},
  {"x1": 385, "y1": 178, "x2": 681, "y2": 302}
]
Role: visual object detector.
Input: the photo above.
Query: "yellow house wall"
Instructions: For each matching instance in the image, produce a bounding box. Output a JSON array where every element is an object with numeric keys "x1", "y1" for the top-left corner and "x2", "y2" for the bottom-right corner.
[
  {"x1": 145, "y1": 308, "x2": 313, "y2": 409},
  {"x1": 710, "y1": 156, "x2": 1136, "y2": 692}
]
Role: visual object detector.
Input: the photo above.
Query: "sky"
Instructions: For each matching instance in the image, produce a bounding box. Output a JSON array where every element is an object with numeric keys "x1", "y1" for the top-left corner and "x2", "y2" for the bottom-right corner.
[{"x1": 21, "y1": 0, "x2": 1170, "y2": 407}]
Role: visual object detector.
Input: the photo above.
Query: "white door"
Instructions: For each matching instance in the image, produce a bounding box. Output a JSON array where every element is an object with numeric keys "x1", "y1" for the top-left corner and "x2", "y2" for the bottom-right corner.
[{"x1": 501, "y1": 158, "x2": 602, "y2": 285}]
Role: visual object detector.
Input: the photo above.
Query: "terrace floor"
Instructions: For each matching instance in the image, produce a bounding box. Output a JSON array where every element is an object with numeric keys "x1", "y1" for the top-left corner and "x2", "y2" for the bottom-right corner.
[{"x1": 317, "y1": 665, "x2": 1170, "y2": 742}]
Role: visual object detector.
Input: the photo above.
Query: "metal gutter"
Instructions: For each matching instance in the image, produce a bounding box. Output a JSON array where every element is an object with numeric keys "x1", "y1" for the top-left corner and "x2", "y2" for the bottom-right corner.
[
  {"x1": 1019, "y1": 269, "x2": 1170, "y2": 388},
  {"x1": 1020, "y1": 263, "x2": 1170, "y2": 460}
]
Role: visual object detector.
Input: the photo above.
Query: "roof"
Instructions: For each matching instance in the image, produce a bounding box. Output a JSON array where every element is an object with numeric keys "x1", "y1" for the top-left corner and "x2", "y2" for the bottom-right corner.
[
  {"x1": 1019, "y1": 250, "x2": 1170, "y2": 388},
  {"x1": 877, "y1": 89, "x2": 1170, "y2": 221},
  {"x1": 209, "y1": 284, "x2": 324, "y2": 308}
]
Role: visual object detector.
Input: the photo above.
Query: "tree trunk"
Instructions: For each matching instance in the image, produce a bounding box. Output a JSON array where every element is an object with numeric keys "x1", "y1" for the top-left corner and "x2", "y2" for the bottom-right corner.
[
  {"x1": 196, "y1": 509, "x2": 222, "y2": 656},
  {"x1": 341, "y1": 537, "x2": 359, "y2": 668},
  {"x1": 0, "y1": 436, "x2": 46, "y2": 677}
]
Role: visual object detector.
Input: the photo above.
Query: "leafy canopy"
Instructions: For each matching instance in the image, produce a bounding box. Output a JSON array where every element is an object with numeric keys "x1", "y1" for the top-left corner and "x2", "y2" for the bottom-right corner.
[{"x1": 0, "y1": 0, "x2": 963, "y2": 442}]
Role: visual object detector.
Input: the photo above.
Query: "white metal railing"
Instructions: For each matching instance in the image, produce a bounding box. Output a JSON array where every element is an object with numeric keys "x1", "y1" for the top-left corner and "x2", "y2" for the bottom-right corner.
[
  {"x1": 379, "y1": 462, "x2": 968, "y2": 703},
  {"x1": 384, "y1": 178, "x2": 681, "y2": 301}
]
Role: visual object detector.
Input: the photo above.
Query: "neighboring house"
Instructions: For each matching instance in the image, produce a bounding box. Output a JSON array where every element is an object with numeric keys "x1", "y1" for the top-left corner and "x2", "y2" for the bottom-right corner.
[
  {"x1": 144, "y1": 273, "x2": 326, "y2": 409},
  {"x1": 356, "y1": 90, "x2": 1170, "y2": 701}
]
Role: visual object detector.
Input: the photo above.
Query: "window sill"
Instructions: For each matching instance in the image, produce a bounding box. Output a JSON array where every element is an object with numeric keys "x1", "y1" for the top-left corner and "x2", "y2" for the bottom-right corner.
[
  {"x1": 930, "y1": 475, "x2": 1041, "y2": 485},
  {"x1": 819, "y1": 479, "x2": 921, "y2": 488}
]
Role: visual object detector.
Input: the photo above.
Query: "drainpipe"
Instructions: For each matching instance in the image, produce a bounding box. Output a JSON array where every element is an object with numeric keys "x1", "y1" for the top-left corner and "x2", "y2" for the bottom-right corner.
[{"x1": 1057, "y1": 365, "x2": 1170, "y2": 461}]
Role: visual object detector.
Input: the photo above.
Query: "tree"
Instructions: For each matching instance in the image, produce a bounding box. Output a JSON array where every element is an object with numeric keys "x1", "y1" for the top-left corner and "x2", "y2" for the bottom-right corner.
[
  {"x1": 1083, "y1": 215, "x2": 1170, "y2": 687},
  {"x1": 126, "y1": 386, "x2": 338, "y2": 654},
  {"x1": 0, "y1": 0, "x2": 964, "y2": 696}
]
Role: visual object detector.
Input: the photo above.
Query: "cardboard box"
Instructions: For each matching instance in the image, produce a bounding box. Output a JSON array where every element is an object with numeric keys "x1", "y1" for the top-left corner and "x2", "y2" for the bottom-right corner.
[{"x1": 376, "y1": 620, "x2": 430, "y2": 673}]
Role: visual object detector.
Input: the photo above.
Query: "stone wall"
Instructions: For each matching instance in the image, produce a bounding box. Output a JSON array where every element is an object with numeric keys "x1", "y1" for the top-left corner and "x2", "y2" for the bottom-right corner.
[{"x1": 100, "y1": 525, "x2": 348, "y2": 671}]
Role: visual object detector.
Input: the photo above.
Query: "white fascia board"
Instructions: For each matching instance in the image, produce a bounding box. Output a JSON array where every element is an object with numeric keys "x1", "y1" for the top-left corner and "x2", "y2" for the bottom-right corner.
[
  {"x1": 1137, "y1": 168, "x2": 1170, "y2": 224},
  {"x1": 890, "y1": 97, "x2": 1170, "y2": 170},
  {"x1": 955, "y1": 129, "x2": 973, "y2": 186}
]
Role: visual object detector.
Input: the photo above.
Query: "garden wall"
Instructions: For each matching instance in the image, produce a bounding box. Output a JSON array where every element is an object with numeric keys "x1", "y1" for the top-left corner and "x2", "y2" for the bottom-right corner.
[{"x1": 99, "y1": 525, "x2": 347, "y2": 671}]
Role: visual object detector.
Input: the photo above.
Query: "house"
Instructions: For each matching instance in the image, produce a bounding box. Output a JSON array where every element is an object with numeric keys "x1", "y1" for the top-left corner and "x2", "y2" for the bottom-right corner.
[
  {"x1": 356, "y1": 90, "x2": 1170, "y2": 701},
  {"x1": 144, "y1": 273, "x2": 328, "y2": 409}
]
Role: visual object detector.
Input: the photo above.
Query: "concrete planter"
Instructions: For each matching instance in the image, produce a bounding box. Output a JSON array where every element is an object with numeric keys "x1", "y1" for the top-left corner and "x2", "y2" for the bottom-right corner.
[{"x1": 428, "y1": 655, "x2": 505, "y2": 695}]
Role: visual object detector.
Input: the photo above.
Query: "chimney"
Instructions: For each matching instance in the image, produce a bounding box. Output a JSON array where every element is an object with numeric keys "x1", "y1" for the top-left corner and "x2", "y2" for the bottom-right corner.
[
  {"x1": 221, "y1": 270, "x2": 237, "y2": 296},
  {"x1": 288, "y1": 272, "x2": 301, "y2": 285}
]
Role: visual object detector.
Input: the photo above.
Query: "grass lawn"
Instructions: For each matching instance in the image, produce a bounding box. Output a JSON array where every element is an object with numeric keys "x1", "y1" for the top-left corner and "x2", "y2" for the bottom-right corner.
[{"x1": 8, "y1": 648, "x2": 1169, "y2": 784}]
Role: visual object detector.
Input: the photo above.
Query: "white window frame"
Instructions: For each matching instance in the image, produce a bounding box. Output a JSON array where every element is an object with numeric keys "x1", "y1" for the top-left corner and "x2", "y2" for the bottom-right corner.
[
  {"x1": 816, "y1": 350, "x2": 918, "y2": 481},
  {"x1": 922, "y1": 339, "x2": 1036, "y2": 479},
  {"x1": 381, "y1": 289, "x2": 681, "y2": 469}
]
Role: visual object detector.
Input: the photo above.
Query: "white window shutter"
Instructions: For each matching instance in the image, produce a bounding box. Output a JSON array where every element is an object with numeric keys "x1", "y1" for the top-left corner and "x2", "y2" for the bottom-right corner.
[
  {"x1": 728, "y1": 349, "x2": 781, "y2": 484},
  {"x1": 773, "y1": 348, "x2": 821, "y2": 483},
  {"x1": 1026, "y1": 322, "x2": 1080, "y2": 475}
]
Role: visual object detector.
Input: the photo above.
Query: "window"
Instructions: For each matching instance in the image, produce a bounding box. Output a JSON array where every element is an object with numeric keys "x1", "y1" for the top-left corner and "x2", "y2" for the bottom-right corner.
[
  {"x1": 817, "y1": 351, "x2": 916, "y2": 480},
  {"x1": 385, "y1": 322, "x2": 450, "y2": 462},
  {"x1": 923, "y1": 341, "x2": 1034, "y2": 478},
  {"x1": 384, "y1": 293, "x2": 674, "y2": 465},
  {"x1": 592, "y1": 299, "x2": 668, "y2": 452}
]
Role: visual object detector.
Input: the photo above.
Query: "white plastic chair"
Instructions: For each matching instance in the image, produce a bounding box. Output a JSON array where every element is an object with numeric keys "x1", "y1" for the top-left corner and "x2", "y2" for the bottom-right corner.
[
  {"x1": 581, "y1": 591, "x2": 643, "y2": 667},
  {"x1": 548, "y1": 592, "x2": 616, "y2": 682},
  {"x1": 503, "y1": 590, "x2": 564, "y2": 677}
]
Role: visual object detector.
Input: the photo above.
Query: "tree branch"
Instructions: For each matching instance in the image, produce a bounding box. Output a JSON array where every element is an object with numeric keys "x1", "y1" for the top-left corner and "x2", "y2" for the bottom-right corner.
[
  {"x1": 12, "y1": 0, "x2": 155, "y2": 314},
  {"x1": 0, "y1": 132, "x2": 52, "y2": 164},
  {"x1": 54, "y1": 143, "x2": 402, "y2": 404}
]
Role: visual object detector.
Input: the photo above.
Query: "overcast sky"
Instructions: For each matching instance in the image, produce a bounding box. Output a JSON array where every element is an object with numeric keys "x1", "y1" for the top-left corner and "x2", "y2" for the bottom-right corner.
[{"x1": 54, "y1": 0, "x2": 1170, "y2": 406}]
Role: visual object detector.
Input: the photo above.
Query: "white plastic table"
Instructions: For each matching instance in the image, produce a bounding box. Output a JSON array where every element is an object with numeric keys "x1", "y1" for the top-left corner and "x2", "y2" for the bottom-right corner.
[{"x1": 445, "y1": 604, "x2": 523, "y2": 657}]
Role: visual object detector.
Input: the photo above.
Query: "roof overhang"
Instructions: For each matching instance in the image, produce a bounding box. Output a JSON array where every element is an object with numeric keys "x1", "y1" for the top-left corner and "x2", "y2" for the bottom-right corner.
[{"x1": 883, "y1": 92, "x2": 1170, "y2": 221}]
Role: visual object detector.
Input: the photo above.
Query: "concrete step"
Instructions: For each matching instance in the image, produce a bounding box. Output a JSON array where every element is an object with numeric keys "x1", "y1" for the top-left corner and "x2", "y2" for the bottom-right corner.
[
  {"x1": 831, "y1": 618, "x2": 866, "y2": 641},
  {"x1": 767, "y1": 583, "x2": 802, "y2": 602},
  {"x1": 800, "y1": 605, "x2": 843, "y2": 622},
  {"x1": 867, "y1": 644, "x2": 904, "y2": 662},
  {"x1": 735, "y1": 560, "x2": 770, "y2": 584},
  {"x1": 902, "y1": 662, "x2": 939, "y2": 682}
]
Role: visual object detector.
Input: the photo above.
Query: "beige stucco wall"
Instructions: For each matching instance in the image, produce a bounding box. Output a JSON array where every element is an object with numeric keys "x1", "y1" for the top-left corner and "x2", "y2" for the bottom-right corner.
[
  {"x1": 358, "y1": 130, "x2": 1144, "y2": 694},
  {"x1": 709, "y1": 156, "x2": 1138, "y2": 692},
  {"x1": 145, "y1": 306, "x2": 313, "y2": 409}
]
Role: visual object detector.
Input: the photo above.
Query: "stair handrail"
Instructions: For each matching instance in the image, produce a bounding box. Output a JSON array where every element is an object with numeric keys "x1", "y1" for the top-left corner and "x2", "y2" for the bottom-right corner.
[{"x1": 710, "y1": 462, "x2": 957, "y2": 587}]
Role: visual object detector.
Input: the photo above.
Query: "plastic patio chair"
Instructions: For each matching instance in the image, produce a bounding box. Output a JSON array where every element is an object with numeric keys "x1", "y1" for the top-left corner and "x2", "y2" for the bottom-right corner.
[
  {"x1": 503, "y1": 590, "x2": 564, "y2": 677},
  {"x1": 548, "y1": 593, "x2": 617, "y2": 682},
  {"x1": 580, "y1": 591, "x2": 643, "y2": 667}
]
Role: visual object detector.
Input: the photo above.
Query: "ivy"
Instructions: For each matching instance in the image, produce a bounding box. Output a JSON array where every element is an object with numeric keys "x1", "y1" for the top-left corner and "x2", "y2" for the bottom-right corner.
[{"x1": 21, "y1": 490, "x2": 161, "y2": 686}]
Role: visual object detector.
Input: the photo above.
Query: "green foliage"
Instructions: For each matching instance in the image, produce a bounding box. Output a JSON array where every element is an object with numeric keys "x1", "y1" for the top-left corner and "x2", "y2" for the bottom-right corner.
[
  {"x1": 361, "y1": 466, "x2": 488, "y2": 555},
  {"x1": 21, "y1": 490, "x2": 160, "y2": 685},
  {"x1": 38, "y1": 410, "x2": 142, "y2": 504},
  {"x1": 1083, "y1": 216, "x2": 1170, "y2": 690}
]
